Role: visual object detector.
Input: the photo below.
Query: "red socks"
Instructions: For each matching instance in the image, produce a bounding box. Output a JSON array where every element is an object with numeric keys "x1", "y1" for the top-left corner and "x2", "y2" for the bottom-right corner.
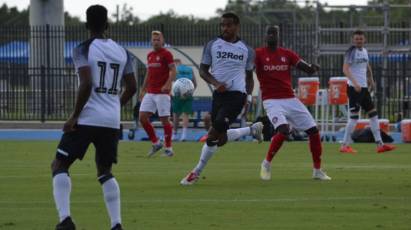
[
  {"x1": 265, "y1": 133, "x2": 287, "y2": 162},
  {"x1": 309, "y1": 132, "x2": 322, "y2": 169},
  {"x1": 163, "y1": 123, "x2": 173, "y2": 148},
  {"x1": 141, "y1": 121, "x2": 158, "y2": 144},
  {"x1": 265, "y1": 131, "x2": 323, "y2": 170}
]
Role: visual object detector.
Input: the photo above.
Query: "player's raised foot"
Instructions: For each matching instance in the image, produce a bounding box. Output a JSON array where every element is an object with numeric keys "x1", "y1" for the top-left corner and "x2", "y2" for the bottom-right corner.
[
  {"x1": 180, "y1": 171, "x2": 199, "y2": 185},
  {"x1": 55, "y1": 217, "x2": 76, "y2": 230},
  {"x1": 162, "y1": 148, "x2": 174, "y2": 157},
  {"x1": 251, "y1": 122, "x2": 264, "y2": 143},
  {"x1": 111, "y1": 223, "x2": 123, "y2": 230},
  {"x1": 147, "y1": 141, "x2": 163, "y2": 157},
  {"x1": 377, "y1": 144, "x2": 396, "y2": 153},
  {"x1": 339, "y1": 145, "x2": 357, "y2": 154},
  {"x1": 312, "y1": 169, "x2": 331, "y2": 181},
  {"x1": 260, "y1": 160, "x2": 271, "y2": 181}
]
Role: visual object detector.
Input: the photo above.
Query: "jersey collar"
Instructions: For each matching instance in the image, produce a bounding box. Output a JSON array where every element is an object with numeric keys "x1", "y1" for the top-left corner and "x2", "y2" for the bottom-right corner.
[{"x1": 218, "y1": 35, "x2": 241, "y2": 43}]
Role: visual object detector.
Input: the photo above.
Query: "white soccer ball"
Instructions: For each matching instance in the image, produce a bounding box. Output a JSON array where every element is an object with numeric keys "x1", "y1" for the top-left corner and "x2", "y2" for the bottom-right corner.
[{"x1": 172, "y1": 78, "x2": 195, "y2": 98}]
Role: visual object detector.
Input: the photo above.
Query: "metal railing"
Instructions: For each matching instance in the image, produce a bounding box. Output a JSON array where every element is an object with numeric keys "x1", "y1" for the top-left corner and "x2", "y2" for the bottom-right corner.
[{"x1": 0, "y1": 24, "x2": 410, "y2": 121}]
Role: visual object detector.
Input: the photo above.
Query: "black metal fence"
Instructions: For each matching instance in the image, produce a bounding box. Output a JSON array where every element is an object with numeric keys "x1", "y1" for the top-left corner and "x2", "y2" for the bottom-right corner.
[{"x1": 0, "y1": 24, "x2": 410, "y2": 121}]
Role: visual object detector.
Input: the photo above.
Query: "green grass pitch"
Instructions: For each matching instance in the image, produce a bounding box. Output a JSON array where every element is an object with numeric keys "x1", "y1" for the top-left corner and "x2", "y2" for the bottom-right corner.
[{"x1": 0, "y1": 141, "x2": 410, "y2": 230}]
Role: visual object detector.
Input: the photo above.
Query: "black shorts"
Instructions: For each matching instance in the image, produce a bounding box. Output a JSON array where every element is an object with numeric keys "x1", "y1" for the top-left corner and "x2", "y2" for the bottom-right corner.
[
  {"x1": 56, "y1": 125, "x2": 120, "y2": 166},
  {"x1": 347, "y1": 86, "x2": 375, "y2": 113},
  {"x1": 211, "y1": 90, "x2": 246, "y2": 132}
]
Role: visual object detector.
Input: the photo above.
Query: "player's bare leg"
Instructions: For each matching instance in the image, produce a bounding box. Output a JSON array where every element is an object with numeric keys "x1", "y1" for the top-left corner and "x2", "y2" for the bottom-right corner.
[
  {"x1": 179, "y1": 113, "x2": 189, "y2": 141},
  {"x1": 172, "y1": 113, "x2": 180, "y2": 141}
]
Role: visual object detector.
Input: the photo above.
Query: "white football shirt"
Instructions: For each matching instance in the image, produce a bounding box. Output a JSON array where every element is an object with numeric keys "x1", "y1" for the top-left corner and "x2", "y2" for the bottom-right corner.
[
  {"x1": 344, "y1": 46, "x2": 369, "y2": 88},
  {"x1": 201, "y1": 37, "x2": 255, "y2": 93},
  {"x1": 72, "y1": 38, "x2": 134, "y2": 129}
]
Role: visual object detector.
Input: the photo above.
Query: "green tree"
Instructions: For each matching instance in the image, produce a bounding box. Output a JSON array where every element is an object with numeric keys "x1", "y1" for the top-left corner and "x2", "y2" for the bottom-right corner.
[
  {"x1": 112, "y1": 3, "x2": 140, "y2": 26},
  {"x1": 0, "y1": 4, "x2": 28, "y2": 25}
]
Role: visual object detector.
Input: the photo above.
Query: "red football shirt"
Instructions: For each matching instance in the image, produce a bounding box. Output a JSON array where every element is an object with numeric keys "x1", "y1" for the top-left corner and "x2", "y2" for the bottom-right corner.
[
  {"x1": 255, "y1": 47, "x2": 301, "y2": 100},
  {"x1": 146, "y1": 48, "x2": 174, "y2": 94}
]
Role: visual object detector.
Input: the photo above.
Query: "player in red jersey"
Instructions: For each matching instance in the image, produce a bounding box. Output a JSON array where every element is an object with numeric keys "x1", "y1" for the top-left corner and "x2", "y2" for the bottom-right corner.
[
  {"x1": 139, "y1": 30, "x2": 176, "y2": 157},
  {"x1": 255, "y1": 26, "x2": 331, "y2": 181}
]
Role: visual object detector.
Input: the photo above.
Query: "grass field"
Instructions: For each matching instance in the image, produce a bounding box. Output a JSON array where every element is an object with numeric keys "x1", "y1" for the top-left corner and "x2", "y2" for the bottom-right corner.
[{"x1": 0, "y1": 141, "x2": 410, "y2": 230}]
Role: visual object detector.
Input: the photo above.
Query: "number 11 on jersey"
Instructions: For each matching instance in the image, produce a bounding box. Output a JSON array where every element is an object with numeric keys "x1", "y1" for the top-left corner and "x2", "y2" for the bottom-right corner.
[{"x1": 95, "y1": 61, "x2": 120, "y2": 95}]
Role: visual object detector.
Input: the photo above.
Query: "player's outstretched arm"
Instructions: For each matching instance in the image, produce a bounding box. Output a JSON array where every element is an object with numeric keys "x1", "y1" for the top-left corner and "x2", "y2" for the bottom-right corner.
[
  {"x1": 296, "y1": 60, "x2": 320, "y2": 75},
  {"x1": 121, "y1": 73, "x2": 137, "y2": 106}
]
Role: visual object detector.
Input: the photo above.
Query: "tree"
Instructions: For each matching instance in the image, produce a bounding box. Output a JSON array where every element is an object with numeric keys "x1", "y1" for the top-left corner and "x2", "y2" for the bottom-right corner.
[
  {"x1": 112, "y1": 3, "x2": 140, "y2": 26},
  {"x1": 64, "y1": 12, "x2": 81, "y2": 26},
  {"x1": 143, "y1": 10, "x2": 198, "y2": 25},
  {"x1": 0, "y1": 4, "x2": 29, "y2": 25}
]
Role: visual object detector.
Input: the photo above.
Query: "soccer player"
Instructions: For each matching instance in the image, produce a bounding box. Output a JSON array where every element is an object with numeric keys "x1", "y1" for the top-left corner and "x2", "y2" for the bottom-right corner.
[
  {"x1": 51, "y1": 5, "x2": 136, "y2": 230},
  {"x1": 340, "y1": 30, "x2": 396, "y2": 153},
  {"x1": 172, "y1": 59, "x2": 197, "y2": 141},
  {"x1": 139, "y1": 31, "x2": 176, "y2": 157},
  {"x1": 180, "y1": 12, "x2": 264, "y2": 185},
  {"x1": 255, "y1": 25, "x2": 331, "y2": 181}
]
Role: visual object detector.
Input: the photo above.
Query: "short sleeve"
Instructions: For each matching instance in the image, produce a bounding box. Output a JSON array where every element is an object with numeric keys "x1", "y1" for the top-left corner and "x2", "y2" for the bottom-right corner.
[
  {"x1": 344, "y1": 47, "x2": 355, "y2": 64},
  {"x1": 123, "y1": 50, "x2": 134, "y2": 75},
  {"x1": 164, "y1": 50, "x2": 174, "y2": 67},
  {"x1": 246, "y1": 46, "x2": 255, "y2": 71},
  {"x1": 287, "y1": 49, "x2": 301, "y2": 66},
  {"x1": 201, "y1": 40, "x2": 214, "y2": 65},
  {"x1": 72, "y1": 45, "x2": 89, "y2": 70}
]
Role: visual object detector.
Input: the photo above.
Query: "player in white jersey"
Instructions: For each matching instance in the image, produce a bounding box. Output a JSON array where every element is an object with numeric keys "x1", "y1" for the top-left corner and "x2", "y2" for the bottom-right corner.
[
  {"x1": 180, "y1": 12, "x2": 263, "y2": 186},
  {"x1": 340, "y1": 30, "x2": 395, "y2": 154},
  {"x1": 51, "y1": 5, "x2": 136, "y2": 230}
]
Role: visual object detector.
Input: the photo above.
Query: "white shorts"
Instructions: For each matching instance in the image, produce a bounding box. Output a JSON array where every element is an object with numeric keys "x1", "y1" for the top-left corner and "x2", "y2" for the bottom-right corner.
[
  {"x1": 140, "y1": 93, "x2": 171, "y2": 117},
  {"x1": 263, "y1": 97, "x2": 317, "y2": 131}
]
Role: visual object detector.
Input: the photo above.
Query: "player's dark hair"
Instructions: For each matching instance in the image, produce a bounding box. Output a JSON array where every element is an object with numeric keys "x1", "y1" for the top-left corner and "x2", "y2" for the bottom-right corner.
[
  {"x1": 221, "y1": 12, "x2": 240, "y2": 24},
  {"x1": 86, "y1": 5, "x2": 108, "y2": 33},
  {"x1": 352, "y1": 30, "x2": 365, "y2": 36}
]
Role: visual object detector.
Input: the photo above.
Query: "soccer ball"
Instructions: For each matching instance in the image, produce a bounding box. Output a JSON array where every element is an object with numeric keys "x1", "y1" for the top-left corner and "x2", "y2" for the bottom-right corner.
[{"x1": 172, "y1": 78, "x2": 194, "y2": 98}]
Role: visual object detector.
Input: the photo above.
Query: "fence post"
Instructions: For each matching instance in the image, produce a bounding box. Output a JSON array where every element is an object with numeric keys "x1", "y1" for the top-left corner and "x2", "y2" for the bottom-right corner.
[
  {"x1": 41, "y1": 65, "x2": 46, "y2": 122},
  {"x1": 376, "y1": 65, "x2": 383, "y2": 117}
]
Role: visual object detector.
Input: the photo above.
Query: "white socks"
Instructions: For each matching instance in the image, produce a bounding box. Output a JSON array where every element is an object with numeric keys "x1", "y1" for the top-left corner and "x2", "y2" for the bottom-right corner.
[
  {"x1": 342, "y1": 118, "x2": 358, "y2": 146},
  {"x1": 101, "y1": 177, "x2": 121, "y2": 228},
  {"x1": 369, "y1": 116, "x2": 383, "y2": 145},
  {"x1": 53, "y1": 172, "x2": 121, "y2": 228},
  {"x1": 53, "y1": 172, "x2": 71, "y2": 222},
  {"x1": 227, "y1": 127, "x2": 251, "y2": 141},
  {"x1": 194, "y1": 143, "x2": 218, "y2": 174},
  {"x1": 193, "y1": 127, "x2": 251, "y2": 174},
  {"x1": 180, "y1": 128, "x2": 187, "y2": 140}
]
